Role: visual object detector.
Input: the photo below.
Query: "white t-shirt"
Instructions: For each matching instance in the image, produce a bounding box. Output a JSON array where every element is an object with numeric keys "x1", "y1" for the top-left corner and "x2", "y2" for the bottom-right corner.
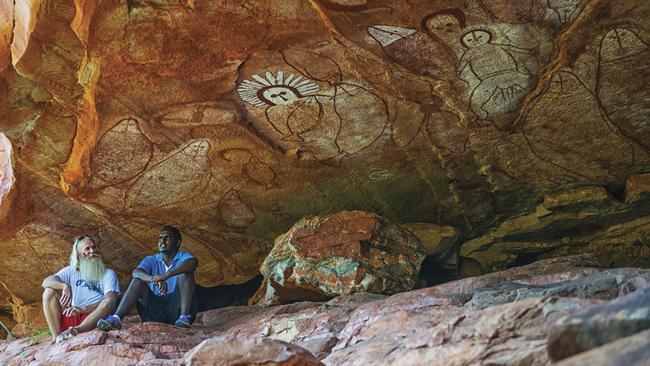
[{"x1": 55, "y1": 266, "x2": 120, "y2": 308}]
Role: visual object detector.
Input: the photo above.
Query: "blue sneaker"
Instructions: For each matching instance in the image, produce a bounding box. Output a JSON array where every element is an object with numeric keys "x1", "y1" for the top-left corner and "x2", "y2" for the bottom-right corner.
[
  {"x1": 97, "y1": 315, "x2": 121, "y2": 331},
  {"x1": 174, "y1": 315, "x2": 192, "y2": 328}
]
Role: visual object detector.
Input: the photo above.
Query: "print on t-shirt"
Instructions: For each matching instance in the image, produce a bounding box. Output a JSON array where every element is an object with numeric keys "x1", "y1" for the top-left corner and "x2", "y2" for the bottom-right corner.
[{"x1": 75, "y1": 279, "x2": 103, "y2": 295}]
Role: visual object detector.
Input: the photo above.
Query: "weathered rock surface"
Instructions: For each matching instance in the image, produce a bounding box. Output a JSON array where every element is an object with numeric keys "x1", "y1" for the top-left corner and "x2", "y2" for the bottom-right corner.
[
  {"x1": 459, "y1": 180, "x2": 650, "y2": 276},
  {"x1": 184, "y1": 336, "x2": 324, "y2": 366},
  {"x1": 2, "y1": 0, "x2": 650, "y2": 319},
  {"x1": 555, "y1": 328, "x2": 650, "y2": 366},
  {"x1": 547, "y1": 283, "x2": 650, "y2": 361},
  {"x1": 403, "y1": 223, "x2": 458, "y2": 262},
  {"x1": 2, "y1": 255, "x2": 650, "y2": 365},
  {"x1": 253, "y1": 210, "x2": 425, "y2": 305},
  {"x1": 2, "y1": 0, "x2": 650, "y2": 337}
]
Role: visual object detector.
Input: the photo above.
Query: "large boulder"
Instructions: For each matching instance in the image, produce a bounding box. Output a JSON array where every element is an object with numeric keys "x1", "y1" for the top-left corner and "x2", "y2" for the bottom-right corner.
[
  {"x1": 253, "y1": 211, "x2": 426, "y2": 306},
  {"x1": 547, "y1": 284, "x2": 650, "y2": 361},
  {"x1": 555, "y1": 328, "x2": 650, "y2": 366}
]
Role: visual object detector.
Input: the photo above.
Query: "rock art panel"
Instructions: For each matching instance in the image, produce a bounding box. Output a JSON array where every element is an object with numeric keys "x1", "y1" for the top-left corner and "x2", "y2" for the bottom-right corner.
[
  {"x1": 596, "y1": 27, "x2": 650, "y2": 151},
  {"x1": 238, "y1": 71, "x2": 321, "y2": 108},
  {"x1": 544, "y1": 0, "x2": 586, "y2": 27},
  {"x1": 367, "y1": 24, "x2": 456, "y2": 81},
  {"x1": 159, "y1": 102, "x2": 240, "y2": 127},
  {"x1": 126, "y1": 139, "x2": 212, "y2": 211},
  {"x1": 0, "y1": 133, "x2": 15, "y2": 221},
  {"x1": 459, "y1": 26, "x2": 539, "y2": 120},
  {"x1": 90, "y1": 118, "x2": 153, "y2": 187},
  {"x1": 219, "y1": 189, "x2": 256, "y2": 230},
  {"x1": 238, "y1": 56, "x2": 390, "y2": 161},
  {"x1": 521, "y1": 69, "x2": 648, "y2": 184}
]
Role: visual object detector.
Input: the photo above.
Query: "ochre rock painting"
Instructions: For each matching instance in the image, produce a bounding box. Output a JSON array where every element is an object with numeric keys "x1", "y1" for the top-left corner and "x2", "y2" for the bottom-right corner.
[
  {"x1": 0, "y1": 133, "x2": 15, "y2": 221},
  {"x1": 1, "y1": 0, "x2": 650, "y2": 326}
]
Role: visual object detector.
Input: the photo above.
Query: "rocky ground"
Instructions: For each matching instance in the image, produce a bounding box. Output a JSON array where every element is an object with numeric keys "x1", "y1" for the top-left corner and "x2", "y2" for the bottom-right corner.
[{"x1": 2, "y1": 254, "x2": 649, "y2": 365}]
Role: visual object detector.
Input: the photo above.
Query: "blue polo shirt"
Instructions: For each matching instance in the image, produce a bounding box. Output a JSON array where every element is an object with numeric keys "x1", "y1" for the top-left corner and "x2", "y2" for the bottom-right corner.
[{"x1": 137, "y1": 250, "x2": 195, "y2": 296}]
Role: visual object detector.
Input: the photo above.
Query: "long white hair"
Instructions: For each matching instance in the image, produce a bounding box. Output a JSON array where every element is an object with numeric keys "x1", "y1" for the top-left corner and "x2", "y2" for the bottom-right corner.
[
  {"x1": 70, "y1": 235, "x2": 92, "y2": 271},
  {"x1": 70, "y1": 235, "x2": 105, "y2": 282}
]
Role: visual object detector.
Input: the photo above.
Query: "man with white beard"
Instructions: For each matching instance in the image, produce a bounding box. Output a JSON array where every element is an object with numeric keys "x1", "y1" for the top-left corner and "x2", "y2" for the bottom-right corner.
[{"x1": 42, "y1": 235, "x2": 120, "y2": 342}]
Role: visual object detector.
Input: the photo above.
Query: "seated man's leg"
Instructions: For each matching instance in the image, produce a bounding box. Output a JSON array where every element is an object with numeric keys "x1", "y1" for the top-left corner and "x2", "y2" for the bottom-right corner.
[
  {"x1": 169, "y1": 273, "x2": 198, "y2": 327},
  {"x1": 178, "y1": 272, "x2": 196, "y2": 317},
  {"x1": 115, "y1": 278, "x2": 149, "y2": 319},
  {"x1": 98, "y1": 278, "x2": 149, "y2": 331},
  {"x1": 73, "y1": 293, "x2": 118, "y2": 334},
  {"x1": 42, "y1": 288, "x2": 62, "y2": 341}
]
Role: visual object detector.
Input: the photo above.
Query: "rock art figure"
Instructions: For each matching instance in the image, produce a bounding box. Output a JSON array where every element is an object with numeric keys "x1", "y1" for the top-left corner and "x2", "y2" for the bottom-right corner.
[
  {"x1": 546, "y1": 0, "x2": 584, "y2": 25},
  {"x1": 16, "y1": 224, "x2": 67, "y2": 267},
  {"x1": 239, "y1": 70, "x2": 388, "y2": 161},
  {"x1": 90, "y1": 118, "x2": 153, "y2": 187},
  {"x1": 597, "y1": 28, "x2": 650, "y2": 150},
  {"x1": 458, "y1": 28, "x2": 537, "y2": 119},
  {"x1": 126, "y1": 139, "x2": 211, "y2": 211},
  {"x1": 421, "y1": 8, "x2": 466, "y2": 53},
  {"x1": 238, "y1": 71, "x2": 320, "y2": 108},
  {"x1": 0, "y1": 133, "x2": 14, "y2": 221},
  {"x1": 367, "y1": 24, "x2": 456, "y2": 80},
  {"x1": 599, "y1": 28, "x2": 648, "y2": 63},
  {"x1": 219, "y1": 189, "x2": 256, "y2": 230},
  {"x1": 159, "y1": 103, "x2": 238, "y2": 127},
  {"x1": 220, "y1": 148, "x2": 278, "y2": 189},
  {"x1": 368, "y1": 25, "x2": 417, "y2": 47},
  {"x1": 523, "y1": 70, "x2": 638, "y2": 183}
]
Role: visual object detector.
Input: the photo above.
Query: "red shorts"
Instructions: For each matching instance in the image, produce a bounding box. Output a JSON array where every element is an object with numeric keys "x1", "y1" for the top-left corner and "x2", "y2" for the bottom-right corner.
[{"x1": 61, "y1": 313, "x2": 88, "y2": 331}]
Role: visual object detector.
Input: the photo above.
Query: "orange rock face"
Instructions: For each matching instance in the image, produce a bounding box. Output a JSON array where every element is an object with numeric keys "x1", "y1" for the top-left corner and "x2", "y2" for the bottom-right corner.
[{"x1": 0, "y1": 0, "x2": 650, "y2": 324}]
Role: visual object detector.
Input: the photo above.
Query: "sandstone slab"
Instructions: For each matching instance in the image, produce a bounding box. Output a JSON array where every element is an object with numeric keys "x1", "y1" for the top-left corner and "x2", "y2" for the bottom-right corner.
[
  {"x1": 555, "y1": 328, "x2": 650, "y2": 366},
  {"x1": 184, "y1": 335, "x2": 323, "y2": 366},
  {"x1": 548, "y1": 284, "x2": 650, "y2": 361}
]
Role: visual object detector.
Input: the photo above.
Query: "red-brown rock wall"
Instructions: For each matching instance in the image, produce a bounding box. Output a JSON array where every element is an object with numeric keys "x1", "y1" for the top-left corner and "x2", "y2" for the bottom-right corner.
[{"x1": 1, "y1": 0, "x2": 649, "y2": 324}]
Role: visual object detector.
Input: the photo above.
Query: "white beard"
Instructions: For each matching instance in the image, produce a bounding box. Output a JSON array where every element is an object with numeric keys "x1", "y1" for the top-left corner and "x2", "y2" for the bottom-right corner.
[{"x1": 78, "y1": 256, "x2": 106, "y2": 283}]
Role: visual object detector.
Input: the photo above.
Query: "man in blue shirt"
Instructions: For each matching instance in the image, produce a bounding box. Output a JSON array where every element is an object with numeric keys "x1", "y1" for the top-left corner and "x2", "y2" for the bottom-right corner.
[{"x1": 97, "y1": 225, "x2": 199, "y2": 329}]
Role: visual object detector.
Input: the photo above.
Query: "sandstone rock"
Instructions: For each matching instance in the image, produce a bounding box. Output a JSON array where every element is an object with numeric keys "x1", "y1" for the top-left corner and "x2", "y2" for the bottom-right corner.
[
  {"x1": 555, "y1": 328, "x2": 650, "y2": 366},
  {"x1": 325, "y1": 297, "x2": 589, "y2": 366},
  {"x1": 0, "y1": 133, "x2": 15, "y2": 221},
  {"x1": 1, "y1": 0, "x2": 650, "y2": 338},
  {"x1": 254, "y1": 211, "x2": 425, "y2": 305},
  {"x1": 547, "y1": 284, "x2": 650, "y2": 361},
  {"x1": 184, "y1": 336, "x2": 323, "y2": 366},
  {"x1": 0, "y1": 313, "x2": 15, "y2": 340},
  {"x1": 223, "y1": 293, "x2": 384, "y2": 358},
  {"x1": 626, "y1": 173, "x2": 650, "y2": 203},
  {"x1": 9, "y1": 303, "x2": 46, "y2": 337},
  {"x1": 459, "y1": 185, "x2": 650, "y2": 275},
  {"x1": 402, "y1": 223, "x2": 458, "y2": 262}
]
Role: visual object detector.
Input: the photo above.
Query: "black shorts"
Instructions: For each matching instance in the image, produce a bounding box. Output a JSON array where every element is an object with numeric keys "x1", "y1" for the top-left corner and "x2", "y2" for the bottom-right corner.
[{"x1": 136, "y1": 286, "x2": 199, "y2": 324}]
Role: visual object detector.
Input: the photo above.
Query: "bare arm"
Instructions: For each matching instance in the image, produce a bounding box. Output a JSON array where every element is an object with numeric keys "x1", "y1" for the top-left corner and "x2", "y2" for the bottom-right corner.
[
  {"x1": 42, "y1": 275, "x2": 67, "y2": 290},
  {"x1": 168, "y1": 258, "x2": 197, "y2": 277},
  {"x1": 43, "y1": 275, "x2": 72, "y2": 307},
  {"x1": 132, "y1": 267, "x2": 156, "y2": 283}
]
